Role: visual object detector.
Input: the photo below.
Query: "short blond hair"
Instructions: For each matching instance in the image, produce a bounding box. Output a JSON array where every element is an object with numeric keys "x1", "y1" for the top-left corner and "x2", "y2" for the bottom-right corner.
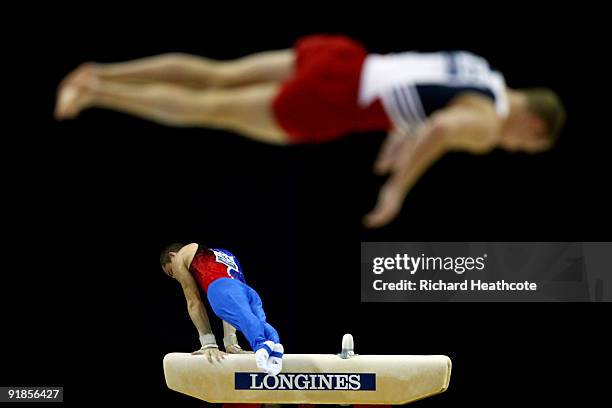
[{"x1": 522, "y1": 87, "x2": 566, "y2": 143}]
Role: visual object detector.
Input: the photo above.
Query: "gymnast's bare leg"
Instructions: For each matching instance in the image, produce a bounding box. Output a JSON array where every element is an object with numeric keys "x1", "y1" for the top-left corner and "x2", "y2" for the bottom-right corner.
[
  {"x1": 88, "y1": 50, "x2": 293, "y2": 87},
  {"x1": 54, "y1": 51, "x2": 294, "y2": 144}
]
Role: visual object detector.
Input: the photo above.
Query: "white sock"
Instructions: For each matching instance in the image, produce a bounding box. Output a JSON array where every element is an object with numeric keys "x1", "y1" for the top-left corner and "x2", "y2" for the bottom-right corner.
[
  {"x1": 266, "y1": 343, "x2": 284, "y2": 376},
  {"x1": 255, "y1": 341, "x2": 275, "y2": 372}
]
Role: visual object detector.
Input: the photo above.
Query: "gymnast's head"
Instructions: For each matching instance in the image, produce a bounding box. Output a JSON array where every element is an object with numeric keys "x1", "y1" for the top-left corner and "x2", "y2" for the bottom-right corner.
[
  {"x1": 160, "y1": 243, "x2": 185, "y2": 278},
  {"x1": 500, "y1": 87, "x2": 566, "y2": 153}
]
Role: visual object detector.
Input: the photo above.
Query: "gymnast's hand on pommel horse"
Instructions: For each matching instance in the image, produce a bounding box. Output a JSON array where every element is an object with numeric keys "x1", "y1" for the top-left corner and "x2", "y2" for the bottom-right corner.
[
  {"x1": 191, "y1": 320, "x2": 254, "y2": 362},
  {"x1": 55, "y1": 35, "x2": 565, "y2": 228},
  {"x1": 160, "y1": 242, "x2": 284, "y2": 375}
]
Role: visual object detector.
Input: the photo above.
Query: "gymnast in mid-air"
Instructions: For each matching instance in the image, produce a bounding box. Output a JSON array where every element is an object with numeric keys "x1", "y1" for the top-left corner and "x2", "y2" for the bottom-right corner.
[
  {"x1": 56, "y1": 35, "x2": 565, "y2": 227},
  {"x1": 160, "y1": 243, "x2": 284, "y2": 375}
]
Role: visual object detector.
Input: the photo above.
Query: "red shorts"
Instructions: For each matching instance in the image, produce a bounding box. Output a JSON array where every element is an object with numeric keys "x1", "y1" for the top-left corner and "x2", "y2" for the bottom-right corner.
[{"x1": 272, "y1": 35, "x2": 391, "y2": 143}]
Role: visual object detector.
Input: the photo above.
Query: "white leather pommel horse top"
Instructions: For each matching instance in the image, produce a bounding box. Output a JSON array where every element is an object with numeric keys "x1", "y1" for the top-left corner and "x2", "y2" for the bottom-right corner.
[{"x1": 163, "y1": 334, "x2": 452, "y2": 405}]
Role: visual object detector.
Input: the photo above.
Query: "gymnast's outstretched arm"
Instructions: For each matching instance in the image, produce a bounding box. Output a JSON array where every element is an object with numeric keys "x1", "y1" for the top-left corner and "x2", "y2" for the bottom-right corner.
[
  {"x1": 173, "y1": 264, "x2": 226, "y2": 362},
  {"x1": 364, "y1": 121, "x2": 448, "y2": 228},
  {"x1": 364, "y1": 97, "x2": 499, "y2": 228},
  {"x1": 373, "y1": 128, "x2": 418, "y2": 175}
]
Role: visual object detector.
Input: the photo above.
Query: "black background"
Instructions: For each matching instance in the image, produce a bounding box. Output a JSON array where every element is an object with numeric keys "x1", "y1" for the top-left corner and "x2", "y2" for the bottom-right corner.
[{"x1": 2, "y1": 5, "x2": 610, "y2": 407}]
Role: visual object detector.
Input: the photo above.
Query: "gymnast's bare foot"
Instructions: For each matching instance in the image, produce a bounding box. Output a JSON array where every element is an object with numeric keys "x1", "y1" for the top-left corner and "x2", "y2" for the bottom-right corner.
[{"x1": 55, "y1": 63, "x2": 99, "y2": 120}]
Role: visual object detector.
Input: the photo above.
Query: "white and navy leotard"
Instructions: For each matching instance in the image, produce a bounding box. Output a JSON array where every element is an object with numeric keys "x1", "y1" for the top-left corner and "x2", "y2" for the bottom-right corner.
[{"x1": 358, "y1": 51, "x2": 509, "y2": 135}]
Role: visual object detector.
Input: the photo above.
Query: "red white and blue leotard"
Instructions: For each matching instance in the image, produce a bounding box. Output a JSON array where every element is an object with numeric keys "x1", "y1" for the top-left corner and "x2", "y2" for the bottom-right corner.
[{"x1": 188, "y1": 247, "x2": 246, "y2": 292}]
